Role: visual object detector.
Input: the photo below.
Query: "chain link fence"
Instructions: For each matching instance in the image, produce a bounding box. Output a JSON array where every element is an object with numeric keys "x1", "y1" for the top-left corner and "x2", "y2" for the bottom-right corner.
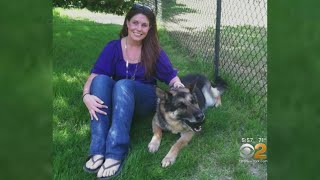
[{"x1": 138, "y1": 0, "x2": 267, "y2": 119}]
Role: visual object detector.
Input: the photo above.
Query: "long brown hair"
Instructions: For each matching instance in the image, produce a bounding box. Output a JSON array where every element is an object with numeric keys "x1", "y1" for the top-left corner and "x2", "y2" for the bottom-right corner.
[{"x1": 119, "y1": 4, "x2": 160, "y2": 79}]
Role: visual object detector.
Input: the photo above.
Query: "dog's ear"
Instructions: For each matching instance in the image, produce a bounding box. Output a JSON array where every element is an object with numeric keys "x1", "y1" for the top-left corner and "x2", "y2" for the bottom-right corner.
[
  {"x1": 186, "y1": 80, "x2": 197, "y2": 92},
  {"x1": 156, "y1": 87, "x2": 170, "y2": 100},
  {"x1": 185, "y1": 77, "x2": 198, "y2": 92}
]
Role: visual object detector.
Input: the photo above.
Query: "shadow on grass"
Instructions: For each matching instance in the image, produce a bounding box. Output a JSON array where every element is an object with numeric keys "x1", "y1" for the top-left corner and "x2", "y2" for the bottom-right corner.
[{"x1": 161, "y1": 0, "x2": 198, "y2": 22}]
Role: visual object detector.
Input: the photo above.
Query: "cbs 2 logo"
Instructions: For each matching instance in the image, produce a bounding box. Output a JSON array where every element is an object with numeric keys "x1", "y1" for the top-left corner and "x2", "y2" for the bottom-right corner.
[{"x1": 240, "y1": 143, "x2": 267, "y2": 159}]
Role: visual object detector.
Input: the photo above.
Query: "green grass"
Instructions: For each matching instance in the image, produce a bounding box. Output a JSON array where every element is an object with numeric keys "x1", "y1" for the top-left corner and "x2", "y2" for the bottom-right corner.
[{"x1": 53, "y1": 8, "x2": 266, "y2": 180}]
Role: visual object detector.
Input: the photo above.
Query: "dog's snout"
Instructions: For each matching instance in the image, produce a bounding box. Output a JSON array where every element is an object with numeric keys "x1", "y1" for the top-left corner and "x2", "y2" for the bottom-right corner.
[{"x1": 195, "y1": 112, "x2": 205, "y2": 121}]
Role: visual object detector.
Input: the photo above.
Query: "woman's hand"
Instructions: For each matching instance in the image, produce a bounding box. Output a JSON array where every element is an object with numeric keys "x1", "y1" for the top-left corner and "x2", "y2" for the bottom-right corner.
[
  {"x1": 173, "y1": 81, "x2": 185, "y2": 88},
  {"x1": 83, "y1": 94, "x2": 108, "y2": 121},
  {"x1": 169, "y1": 76, "x2": 185, "y2": 89}
]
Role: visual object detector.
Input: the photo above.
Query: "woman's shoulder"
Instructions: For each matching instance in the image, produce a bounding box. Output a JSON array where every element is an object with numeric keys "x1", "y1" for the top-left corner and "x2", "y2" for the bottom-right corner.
[
  {"x1": 103, "y1": 39, "x2": 122, "y2": 55},
  {"x1": 158, "y1": 48, "x2": 169, "y2": 59},
  {"x1": 105, "y1": 39, "x2": 121, "y2": 47}
]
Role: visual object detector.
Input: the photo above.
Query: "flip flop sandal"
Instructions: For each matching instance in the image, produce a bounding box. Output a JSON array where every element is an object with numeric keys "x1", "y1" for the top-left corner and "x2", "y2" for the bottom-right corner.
[
  {"x1": 83, "y1": 155, "x2": 105, "y2": 173},
  {"x1": 98, "y1": 160, "x2": 124, "y2": 179}
]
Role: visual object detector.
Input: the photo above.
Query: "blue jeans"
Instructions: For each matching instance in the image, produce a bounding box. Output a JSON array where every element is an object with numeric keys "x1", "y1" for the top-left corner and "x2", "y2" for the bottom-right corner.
[{"x1": 89, "y1": 75, "x2": 157, "y2": 161}]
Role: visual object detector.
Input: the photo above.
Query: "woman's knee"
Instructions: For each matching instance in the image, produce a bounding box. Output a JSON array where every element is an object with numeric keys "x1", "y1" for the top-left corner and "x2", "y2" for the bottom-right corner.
[
  {"x1": 91, "y1": 74, "x2": 114, "y2": 86},
  {"x1": 91, "y1": 75, "x2": 114, "y2": 90},
  {"x1": 92, "y1": 74, "x2": 112, "y2": 84},
  {"x1": 114, "y1": 79, "x2": 134, "y2": 92}
]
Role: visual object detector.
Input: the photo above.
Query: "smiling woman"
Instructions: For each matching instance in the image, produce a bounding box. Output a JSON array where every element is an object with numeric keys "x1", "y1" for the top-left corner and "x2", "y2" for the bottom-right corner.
[
  {"x1": 81, "y1": 3, "x2": 185, "y2": 179},
  {"x1": 119, "y1": 3, "x2": 158, "y2": 79}
]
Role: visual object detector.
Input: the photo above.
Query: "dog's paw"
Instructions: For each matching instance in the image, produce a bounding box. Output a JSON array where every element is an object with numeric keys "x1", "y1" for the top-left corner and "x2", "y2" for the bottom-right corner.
[
  {"x1": 161, "y1": 156, "x2": 176, "y2": 167},
  {"x1": 148, "y1": 142, "x2": 160, "y2": 153}
]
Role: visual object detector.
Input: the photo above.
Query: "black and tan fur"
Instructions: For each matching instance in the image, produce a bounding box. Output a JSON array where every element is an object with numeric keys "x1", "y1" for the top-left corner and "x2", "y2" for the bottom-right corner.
[{"x1": 148, "y1": 74, "x2": 227, "y2": 167}]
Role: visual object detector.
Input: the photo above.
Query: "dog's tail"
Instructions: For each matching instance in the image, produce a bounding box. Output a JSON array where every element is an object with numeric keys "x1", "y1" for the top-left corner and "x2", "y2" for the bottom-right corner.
[
  {"x1": 209, "y1": 76, "x2": 227, "y2": 107},
  {"x1": 212, "y1": 76, "x2": 227, "y2": 95}
]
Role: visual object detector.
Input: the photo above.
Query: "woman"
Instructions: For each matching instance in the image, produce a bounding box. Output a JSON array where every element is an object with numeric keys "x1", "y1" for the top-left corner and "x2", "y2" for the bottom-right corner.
[{"x1": 82, "y1": 4, "x2": 184, "y2": 179}]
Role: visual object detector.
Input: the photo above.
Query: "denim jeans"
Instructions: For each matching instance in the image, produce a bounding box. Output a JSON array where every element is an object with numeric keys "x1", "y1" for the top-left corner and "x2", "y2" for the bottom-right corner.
[{"x1": 89, "y1": 75, "x2": 157, "y2": 161}]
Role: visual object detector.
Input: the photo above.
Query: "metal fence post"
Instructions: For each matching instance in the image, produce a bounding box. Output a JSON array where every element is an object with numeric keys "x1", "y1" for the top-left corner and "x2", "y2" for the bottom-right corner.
[
  {"x1": 214, "y1": 0, "x2": 222, "y2": 81},
  {"x1": 155, "y1": 0, "x2": 158, "y2": 15}
]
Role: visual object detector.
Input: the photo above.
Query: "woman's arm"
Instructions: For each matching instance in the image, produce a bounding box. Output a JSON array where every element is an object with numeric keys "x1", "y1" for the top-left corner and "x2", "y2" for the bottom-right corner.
[
  {"x1": 155, "y1": 50, "x2": 184, "y2": 87},
  {"x1": 82, "y1": 73, "x2": 108, "y2": 121},
  {"x1": 82, "y1": 73, "x2": 98, "y2": 97}
]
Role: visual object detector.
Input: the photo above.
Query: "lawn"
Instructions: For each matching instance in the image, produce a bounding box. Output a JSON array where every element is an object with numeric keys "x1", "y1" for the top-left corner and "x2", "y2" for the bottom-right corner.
[{"x1": 53, "y1": 8, "x2": 267, "y2": 180}]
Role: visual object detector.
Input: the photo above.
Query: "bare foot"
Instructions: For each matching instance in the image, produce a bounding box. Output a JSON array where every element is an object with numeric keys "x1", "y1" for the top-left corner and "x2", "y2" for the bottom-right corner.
[
  {"x1": 97, "y1": 158, "x2": 121, "y2": 178},
  {"x1": 85, "y1": 155, "x2": 104, "y2": 170}
]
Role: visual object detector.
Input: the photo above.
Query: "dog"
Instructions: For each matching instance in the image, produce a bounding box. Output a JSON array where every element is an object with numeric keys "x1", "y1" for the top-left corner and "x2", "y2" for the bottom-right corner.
[{"x1": 148, "y1": 73, "x2": 227, "y2": 167}]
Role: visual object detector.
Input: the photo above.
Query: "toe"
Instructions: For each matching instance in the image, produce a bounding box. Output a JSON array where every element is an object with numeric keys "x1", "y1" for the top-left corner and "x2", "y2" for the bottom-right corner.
[
  {"x1": 99, "y1": 159, "x2": 121, "y2": 178},
  {"x1": 86, "y1": 155, "x2": 104, "y2": 170},
  {"x1": 106, "y1": 170, "x2": 113, "y2": 177},
  {"x1": 102, "y1": 170, "x2": 108, "y2": 177},
  {"x1": 97, "y1": 166, "x2": 104, "y2": 177},
  {"x1": 85, "y1": 160, "x2": 93, "y2": 169}
]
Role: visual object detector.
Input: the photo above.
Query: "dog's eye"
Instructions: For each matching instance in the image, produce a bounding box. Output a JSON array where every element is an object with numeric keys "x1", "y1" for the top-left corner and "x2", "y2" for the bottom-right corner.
[
  {"x1": 190, "y1": 98, "x2": 196, "y2": 104},
  {"x1": 178, "y1": 102, "x2": 186, "y2": 108}
]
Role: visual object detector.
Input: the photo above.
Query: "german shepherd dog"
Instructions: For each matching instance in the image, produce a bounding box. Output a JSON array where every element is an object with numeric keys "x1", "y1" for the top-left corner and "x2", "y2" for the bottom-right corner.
[{"x1": 148, "y1": 74, "x2": 227, "y2": 167}]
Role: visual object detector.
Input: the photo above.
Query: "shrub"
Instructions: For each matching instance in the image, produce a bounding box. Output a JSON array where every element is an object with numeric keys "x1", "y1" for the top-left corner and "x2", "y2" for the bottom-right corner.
[
  {"x1": 53, "y1": 0, "x2": 87, "y2": 8},
  {"x1": 53, "y1": 0, "x2": 135, "y2": 15}
]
